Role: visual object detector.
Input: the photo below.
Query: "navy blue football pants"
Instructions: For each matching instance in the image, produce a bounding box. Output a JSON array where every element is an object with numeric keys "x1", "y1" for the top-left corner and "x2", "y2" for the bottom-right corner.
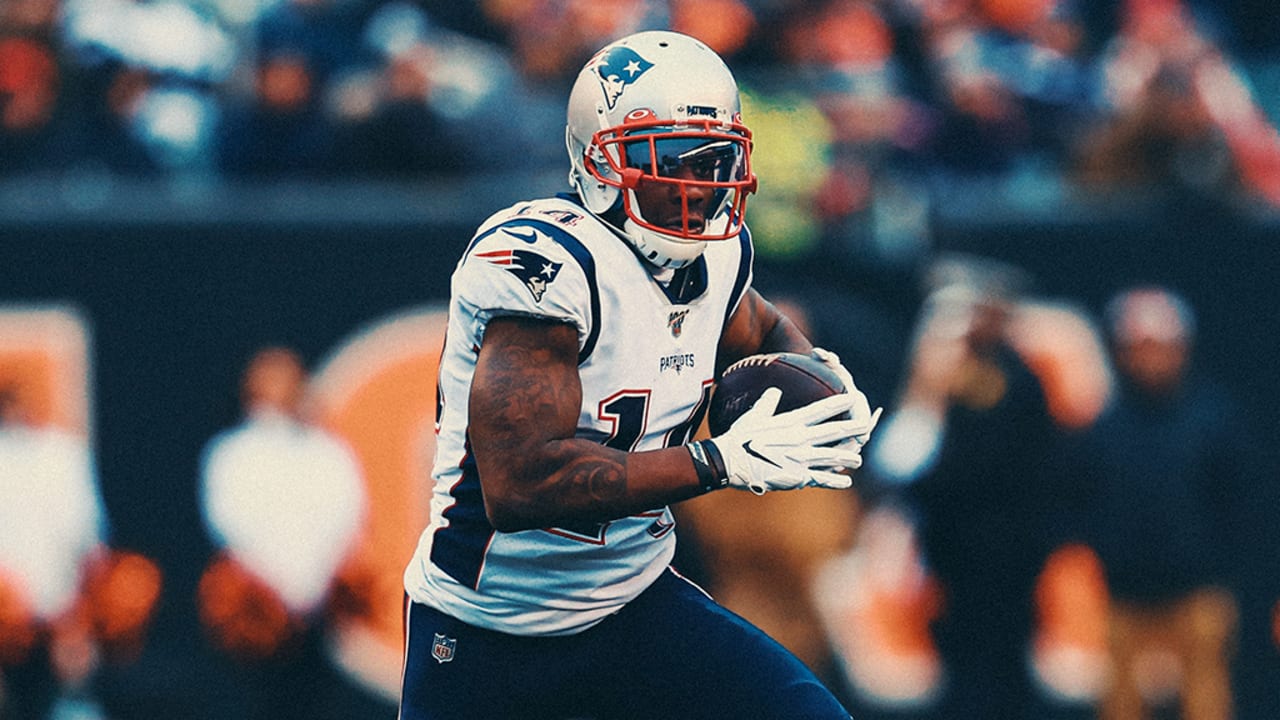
[{"x1": 399, "y1": 568, "x2": 852, "y2": 720}]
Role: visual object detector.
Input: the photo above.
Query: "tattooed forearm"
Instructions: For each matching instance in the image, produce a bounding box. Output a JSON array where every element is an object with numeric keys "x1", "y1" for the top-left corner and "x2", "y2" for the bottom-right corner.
[
  {"x1": 550, "y1": 455, "x2": 628, "y2": 505},
  {"x1": 473, "y1": 356, "x2": 578, "y2": 454},
  {"x1": 505, "y1": 452, "x2": 630, "y2": 527},
  {"x1": 472, "y1": 317, "x2": 636, "y2": 529},
  {"x1": 470, "y1": 316, "x2": 700, "y2": 532}
]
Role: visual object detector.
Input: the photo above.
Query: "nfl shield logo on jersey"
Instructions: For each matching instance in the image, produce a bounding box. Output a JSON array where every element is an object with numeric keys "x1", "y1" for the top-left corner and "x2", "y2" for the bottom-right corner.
[
  {"x1": 432, "y1": 633, "x2": 457, "y2": 664},
  {"x1": 668, "y1": 309, "x2": 689, "y2": 337}
]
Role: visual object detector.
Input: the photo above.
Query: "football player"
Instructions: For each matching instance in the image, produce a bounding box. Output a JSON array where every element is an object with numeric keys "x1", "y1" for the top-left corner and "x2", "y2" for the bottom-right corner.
[{"x1": 400, "y1": 30, "x2": 877, "y2": 719}]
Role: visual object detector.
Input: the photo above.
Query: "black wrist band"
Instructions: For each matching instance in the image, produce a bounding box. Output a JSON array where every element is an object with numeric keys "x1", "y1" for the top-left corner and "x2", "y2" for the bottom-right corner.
[{"x1": 688, "y1": 440, "x2": 729, "y2": 492}]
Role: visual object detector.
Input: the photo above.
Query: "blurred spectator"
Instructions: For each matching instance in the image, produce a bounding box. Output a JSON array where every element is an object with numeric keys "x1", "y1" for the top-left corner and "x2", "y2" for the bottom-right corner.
[
  {"x1": 196, "y1": 346, "x2": 386, "y2": 720},
  {"x1": 479, "y1": 0, "x2": 666, "y2": 82},
  {"x1": 328, "y1": 38, "x2": 463, "y2": 177},
  {"x1": 785, "y1": 0, "x2": 927, "y2": 158},
  {"x1": 823, "y1": 295, "x2": 1113, "y2": 715},
  {"x1": 1070, "y1": 0, "x2": 1280, "y2": 207},
  {"x1": 773, "y1": 1, "x2": 914, "y2": 244},
  {"x1": 1007, "y1": 298, "x2": 1116, "y2": 708},
  {"x1": 901, "y1": 0, "x2": 1092, "y2": 175},
  {"x1": 865, "y1": 255, "x2": 1069, "y2": 720},
  {"x1": 812, "y1": 502, "x2": 944, "y2": 715},
  {"x1": 254, "y1": 0, "x2": 366, "y2": 81},
  {"x1": 354, "y1": 1, "x2": 565, "y2": 173},
  {"x1": 70, "y1": 62, "x2": 167, "y2": 175},
  {"x1": 0, "y1": 0, "x2": 59, "y2": 33},
  {"x1": 771, "y1": 0, "x2": 939, "y2": 272},
  {"x1": 734, "y1": 84, "x2": 836, "y2": 259},
  {"x1": 0, "y1": 382, "x2": 162, "y2": 720},
  {"x1": 1072, "y1": 5, "x2": 1235, "y2": 200},
  {"x1": 217, "y1": 49, "x2": 339, "y2": 177},
  {"x1": 58, "y1": 0, "x2": 234, "y2": 174},
  {"x1": 1072, "y1": 286, "x2": 1254, "y2": 720},
  {"x1": 669, "y1": 0, "x2": 755, "y2": 58},
  {"x1": 0, "y1": 34, "x2": 78, "y2": 174},
  {"x1": 216, "y1": 0, "x2": 368, "y2": 177}
]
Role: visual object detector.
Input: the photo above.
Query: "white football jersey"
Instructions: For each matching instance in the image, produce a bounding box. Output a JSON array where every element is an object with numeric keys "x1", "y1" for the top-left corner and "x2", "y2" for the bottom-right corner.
[{"x1": 405, "y1": 194, "x2": 754, "y2": 636}]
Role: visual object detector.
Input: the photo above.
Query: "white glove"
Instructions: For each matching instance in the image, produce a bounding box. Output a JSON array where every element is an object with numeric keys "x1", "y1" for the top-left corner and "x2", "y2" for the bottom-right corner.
[
  {"x1": 810, "y1": 346, "x2": 883, "y2": 448},
  {"x1": 691, "y1": 387, "x2": 872, "y2": 495}
]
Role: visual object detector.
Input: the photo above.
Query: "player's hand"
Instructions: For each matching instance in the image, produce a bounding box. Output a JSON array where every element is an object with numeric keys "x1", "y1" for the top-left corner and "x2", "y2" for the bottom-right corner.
[
  {"x1": 810, "y1": 346, "x2": 883, "y2": 448},
  {"x1": 703, "y1": 387, "x2": 870, "y2": 494}
]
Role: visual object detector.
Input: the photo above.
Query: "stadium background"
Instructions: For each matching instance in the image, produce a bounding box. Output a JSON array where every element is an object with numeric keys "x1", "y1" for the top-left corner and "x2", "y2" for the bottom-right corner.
[{"x1": 3, "y1": 0, "x2": 1280, "y2": 717}]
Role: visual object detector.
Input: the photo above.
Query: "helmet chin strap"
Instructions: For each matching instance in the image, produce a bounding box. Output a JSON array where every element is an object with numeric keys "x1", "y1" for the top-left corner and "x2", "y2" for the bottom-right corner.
[
  {"x1": 621, "y1": 186, "x2": 721, "y2": 269},
  {"x1": 621, "y1": 216, "x2": 706, "y2": 269}
]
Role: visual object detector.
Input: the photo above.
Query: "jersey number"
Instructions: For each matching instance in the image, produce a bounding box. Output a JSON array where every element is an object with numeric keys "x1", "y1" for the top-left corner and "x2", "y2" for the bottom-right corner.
[
  {"x1": 600, "y1": 383, "x2": 714, "y2": 451},
  {"x1": 548, "y1": 383, "x2": 714, "y2": 543}
]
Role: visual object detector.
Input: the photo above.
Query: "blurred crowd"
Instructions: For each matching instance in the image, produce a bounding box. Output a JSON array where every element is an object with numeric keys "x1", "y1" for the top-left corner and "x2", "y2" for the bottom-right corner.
[{"x1": 4, "y1": 0, "x2": 1280, "y2": 234}]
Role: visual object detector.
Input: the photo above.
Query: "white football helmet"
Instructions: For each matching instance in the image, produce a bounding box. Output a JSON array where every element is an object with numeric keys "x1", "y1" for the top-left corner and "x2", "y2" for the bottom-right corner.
[{"x1": 566, "y1": 30, "x2": 757, "y2": 269}]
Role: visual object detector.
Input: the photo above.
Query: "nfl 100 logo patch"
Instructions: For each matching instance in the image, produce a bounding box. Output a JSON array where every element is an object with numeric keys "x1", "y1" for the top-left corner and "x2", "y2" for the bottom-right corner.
[
  {"x1": 432, "y1": 633, "x2": 457, "y2": 663},
  {"x1": 668, "y1": 309, "x2": 689, "y2": 337}
]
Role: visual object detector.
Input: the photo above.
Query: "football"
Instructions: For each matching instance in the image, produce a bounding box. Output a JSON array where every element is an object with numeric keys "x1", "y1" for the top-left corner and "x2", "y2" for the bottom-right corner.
[{"x1": 707, "y1": 351, "x2": 847, "y2": 436}]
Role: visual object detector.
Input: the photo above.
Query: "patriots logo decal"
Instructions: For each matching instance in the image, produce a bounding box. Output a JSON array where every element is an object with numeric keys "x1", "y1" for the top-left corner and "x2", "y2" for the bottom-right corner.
[
  {"x1": 592, "y1": 46, "x2": 653, "y2": 109},
  {"x1": 477, "y1": 248, "x2": 563, "y2": 302}
]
